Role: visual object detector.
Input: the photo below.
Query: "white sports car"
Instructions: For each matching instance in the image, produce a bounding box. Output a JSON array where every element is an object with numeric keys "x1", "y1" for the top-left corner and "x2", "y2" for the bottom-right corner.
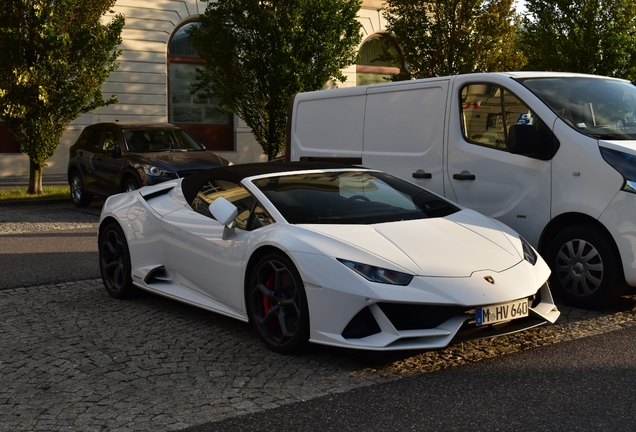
[{"x1": 98, "y1": 162, "x2": 560, "y2": 353}]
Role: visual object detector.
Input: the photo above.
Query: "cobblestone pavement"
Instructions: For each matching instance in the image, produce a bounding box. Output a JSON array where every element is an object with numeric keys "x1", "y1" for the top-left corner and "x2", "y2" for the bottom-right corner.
[
  {"x1": 2, "y1": 280, "x2": 636, "y2": 431},
  {"x1": 2, "y1": 204, "x2": 636, "y2": 431}
]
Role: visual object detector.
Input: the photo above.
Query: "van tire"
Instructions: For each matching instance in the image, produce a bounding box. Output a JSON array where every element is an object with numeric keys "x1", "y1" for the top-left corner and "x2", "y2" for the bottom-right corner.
[{"x1": 546, "y1": 225, "x2": 626, "y2": 309}]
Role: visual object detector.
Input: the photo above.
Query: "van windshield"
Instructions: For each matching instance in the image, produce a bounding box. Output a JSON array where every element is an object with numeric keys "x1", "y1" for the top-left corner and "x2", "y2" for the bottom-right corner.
[
  {"x1": 517, "y1": 77, "x2": 636, "y2": 140},
  {"x1": 252, "y1": 171, "x2": 459, "y2": 224}
]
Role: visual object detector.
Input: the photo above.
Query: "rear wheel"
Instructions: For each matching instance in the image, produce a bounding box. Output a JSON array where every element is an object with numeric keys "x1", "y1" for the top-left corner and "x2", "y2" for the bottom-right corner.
[
  {"x1": 247, "y1": 253, "x2": 309, "y2": 353},
  {"x1": 547, "y1": 224, "x2": 626, "y2": 309},
  {"x1": 99, "y1": 223, "x2": 135, "y2": 299},
  {"x1": 70, "y1": 171, "x2": 92, "y2": 207}
]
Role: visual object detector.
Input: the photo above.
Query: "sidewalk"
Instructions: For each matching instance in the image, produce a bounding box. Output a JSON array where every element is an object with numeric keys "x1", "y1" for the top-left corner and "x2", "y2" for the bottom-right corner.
[{"x1": 0, "y1": 174, "x2": 68, "y2": 190}]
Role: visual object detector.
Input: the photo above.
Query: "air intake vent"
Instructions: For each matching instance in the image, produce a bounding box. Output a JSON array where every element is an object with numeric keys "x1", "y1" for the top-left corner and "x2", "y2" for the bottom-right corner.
[
  {"x1": 342, "y1": 307, "x2": 381, "y2": 339},
  {"x1": 145, "y1": 267, "x2": 172, "y2": 285},
  {"x1": 378, "y1": 303, "x2": 463, "y2": 330}
]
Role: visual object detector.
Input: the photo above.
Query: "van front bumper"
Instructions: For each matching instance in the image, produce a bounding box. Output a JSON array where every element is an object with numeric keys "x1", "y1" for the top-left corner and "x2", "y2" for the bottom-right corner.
[{"x1": 599, "y1": 190, "x2": 636, "y2": 286}]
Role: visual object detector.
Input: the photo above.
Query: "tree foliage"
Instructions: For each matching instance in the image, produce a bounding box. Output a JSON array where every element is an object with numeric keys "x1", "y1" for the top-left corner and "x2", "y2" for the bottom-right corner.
[
  {"x1": 0, "y1": 0, "x2": 124, "y2": 193},
  {"x1": 381, "y1": 0, "x2": 525, "y2": 80},
  {"x1": 190, "y1": 0, "x2": 362, "y2": 159},
  {"x1": 518, "y1": 0, "x2": 636, "y2": 80}
]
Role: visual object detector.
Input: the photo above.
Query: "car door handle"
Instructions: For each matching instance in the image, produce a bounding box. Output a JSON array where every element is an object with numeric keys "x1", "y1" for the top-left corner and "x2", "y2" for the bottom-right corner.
[
  {"x1": 453, "y1": 171, "x2": 476, "y2": 181},
  {"x1": 95, "y1": 157, "x2": 102, "y2": 164},
  {"x1": 412, "y1": 169, "x2": 432, "y2": 179}
]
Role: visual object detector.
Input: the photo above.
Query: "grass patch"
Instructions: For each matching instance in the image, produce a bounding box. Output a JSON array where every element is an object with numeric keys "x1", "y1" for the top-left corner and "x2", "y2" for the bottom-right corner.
[{"x1": 0, "y1": 186, "x2": 71, "y2": 201}]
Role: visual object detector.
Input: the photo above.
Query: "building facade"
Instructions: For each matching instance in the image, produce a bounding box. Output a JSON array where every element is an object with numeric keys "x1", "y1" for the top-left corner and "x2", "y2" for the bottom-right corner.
[{"x1": 0, "y1": 0, "x2": 392, "y2": 178}]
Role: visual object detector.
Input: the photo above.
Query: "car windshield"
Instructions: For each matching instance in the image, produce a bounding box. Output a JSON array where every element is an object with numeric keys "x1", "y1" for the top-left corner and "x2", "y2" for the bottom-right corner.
[
  {"x1": 123, "y1": 128, "x2": 204, "y2": 152},
  {"x1": 251, "y1": 171, "x2": 459, "y2": 224},
  {"x1": 518, "y1": 77, "x2": 636, "y2": 140}
]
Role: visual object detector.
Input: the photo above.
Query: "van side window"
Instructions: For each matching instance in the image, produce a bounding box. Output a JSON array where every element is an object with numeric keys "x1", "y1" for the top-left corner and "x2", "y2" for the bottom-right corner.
[{"x1": 461, "y1": 84, "x2": 542, "y2": 152}]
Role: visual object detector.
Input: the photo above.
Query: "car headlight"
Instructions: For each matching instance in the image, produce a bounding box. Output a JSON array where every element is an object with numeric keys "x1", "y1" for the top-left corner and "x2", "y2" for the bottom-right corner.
[
  {"x1": 337, "y1": 259, "x2": 413, "y2": 285},
  {"x1": 600, "y1": 147, "x2": 636, "y2": 194},
  {"x1": 142, "y1": 164, "x2": 174, "y2": 177},
  {"x1": 520, "y1": 236, "x2": 537, "y2": 265}
]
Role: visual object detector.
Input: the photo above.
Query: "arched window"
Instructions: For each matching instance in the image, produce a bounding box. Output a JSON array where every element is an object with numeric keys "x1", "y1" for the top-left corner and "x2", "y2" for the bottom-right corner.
[
  {"x1": 356, "y1": 35, "x2": 402, "y2": 86},
  {"x1": 168, "y1": 21, "x2": 233, "y2": 151}
]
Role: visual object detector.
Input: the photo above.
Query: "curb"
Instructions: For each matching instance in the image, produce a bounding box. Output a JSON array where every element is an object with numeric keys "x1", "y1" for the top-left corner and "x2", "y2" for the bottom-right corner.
[{"x1": 0, "y1": 198, "x2": 72, "y2": 207}]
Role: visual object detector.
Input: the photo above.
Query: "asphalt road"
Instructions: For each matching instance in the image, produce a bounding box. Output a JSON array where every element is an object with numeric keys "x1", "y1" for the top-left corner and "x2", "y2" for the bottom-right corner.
[
  {"x1": 0, "y1": 201, "x2": 101, "y2": 288},
  {"x1": 186, "y1": 325, "x2": 636, "y2": 431},
  {"x1": 2, "y1": 201, "x2": 636, "y2": 431},
  {"x1": 186, "y1": 328, "x2": 636, "y2": 432},
  {"x1": 0, "y1": 228, "x2": 99, "y2": 289}
]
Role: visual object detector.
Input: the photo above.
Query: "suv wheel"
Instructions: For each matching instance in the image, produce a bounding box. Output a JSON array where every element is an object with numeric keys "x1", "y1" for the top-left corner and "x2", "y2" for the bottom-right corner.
[
  {"x1": 70, "y1": 172, "x2": 93, "y2": 207},
  {"x1": 123, "y1": 177, "x2": 140, "y2": 192}
]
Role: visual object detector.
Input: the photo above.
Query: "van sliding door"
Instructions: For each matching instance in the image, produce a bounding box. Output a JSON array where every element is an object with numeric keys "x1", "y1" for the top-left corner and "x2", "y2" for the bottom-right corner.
[{"x1": 363, "y1": 80, "x2": 450, "y2": 197}]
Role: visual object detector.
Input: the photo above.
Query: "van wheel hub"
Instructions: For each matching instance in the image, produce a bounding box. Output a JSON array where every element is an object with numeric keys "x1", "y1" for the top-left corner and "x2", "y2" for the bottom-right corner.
[
  {"x1": 573, "y1": 261, "x2": 585, "y2": 276},
  {"x1": 555, "y1": 239, "x2": 603, "y2": 296}
]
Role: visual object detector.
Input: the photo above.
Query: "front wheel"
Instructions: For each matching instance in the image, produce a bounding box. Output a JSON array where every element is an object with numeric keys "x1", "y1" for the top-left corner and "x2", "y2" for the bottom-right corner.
[
  {"x1": 99, "y1": 223, "x2": 136, "y2": 299},
  {"x1": 123, "y1": 177, "x2": 140, "y2": 193},
  {"x1": 247, "y1": 253, "x2": 309, "y2": 353},
  {"x1": 546, "y1": 224, "x2": 626, "y2": 309}
]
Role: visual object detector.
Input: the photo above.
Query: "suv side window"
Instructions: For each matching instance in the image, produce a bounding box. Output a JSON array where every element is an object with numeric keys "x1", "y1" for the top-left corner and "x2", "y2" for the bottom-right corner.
[
  {"x1": 461, "y1": 84, "x2": 544, "y2": 151},
  {"x1": 102, "y1": 130, "x2": 117, "y2": 152},
  {"x1": 85, "y1": 127, "x2": 104, "y2": 151},
  {"x1": 190, "y1": 179, "x2": 273, "y2": 230}
]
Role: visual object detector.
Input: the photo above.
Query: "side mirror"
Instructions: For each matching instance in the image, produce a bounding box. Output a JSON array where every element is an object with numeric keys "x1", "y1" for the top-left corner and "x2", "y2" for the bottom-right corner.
[
  {"x1": 507, "y1": 124, "x2": 549, "y2": 159},
  {"x1": 210, "y1": 197, "x2": 238, "y2": 227}
]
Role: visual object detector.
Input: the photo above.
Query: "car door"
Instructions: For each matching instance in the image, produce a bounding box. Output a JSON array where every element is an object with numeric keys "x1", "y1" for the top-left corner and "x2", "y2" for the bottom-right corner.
[
  {"x1": 75, "y1": 126, "x2": 105, "y2": 194},
  {"x1": 160, "y1": 179, "x2": 273, "y2": 311},
  {"x1": 91, "y1": 126, "x2": 128, "y2": 195},
  {"x1": 446, "y1": 80, "x2": 553, "y2": 246}
]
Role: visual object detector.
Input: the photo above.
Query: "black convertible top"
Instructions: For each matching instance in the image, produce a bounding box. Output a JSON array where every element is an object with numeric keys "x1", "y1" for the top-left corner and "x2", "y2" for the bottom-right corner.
[{"x1": 181, "y1": 161, "x2": 358, "y2": 206}]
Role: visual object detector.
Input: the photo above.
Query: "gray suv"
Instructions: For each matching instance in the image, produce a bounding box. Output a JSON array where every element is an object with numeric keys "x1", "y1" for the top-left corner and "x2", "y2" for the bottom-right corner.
[{"x1": 67, "y1": 122, "x2": 231, "y2": 207}]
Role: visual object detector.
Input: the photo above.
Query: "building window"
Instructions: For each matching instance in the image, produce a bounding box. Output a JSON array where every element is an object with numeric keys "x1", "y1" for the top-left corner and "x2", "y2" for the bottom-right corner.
[
  {"x1": 356, "y1": 35, "x2": 402, "y2": 86},
  {"x1": 168, "y1": 21, "x2": 233, "y2": 151},
  {"x1": 0, "y1": 122, "x2": 20, "y2": 153}
]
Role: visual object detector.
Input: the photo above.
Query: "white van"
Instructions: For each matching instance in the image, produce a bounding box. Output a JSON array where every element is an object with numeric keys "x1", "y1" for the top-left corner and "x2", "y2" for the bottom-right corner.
[{"x1": 286, "y1": 72, "x2": 636, "y2": 309}]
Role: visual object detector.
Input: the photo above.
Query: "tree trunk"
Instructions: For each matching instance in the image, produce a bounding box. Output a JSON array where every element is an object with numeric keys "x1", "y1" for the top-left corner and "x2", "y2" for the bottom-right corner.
[{"x1": 27, "y1": 158, "x2": 43, "y2": 195}]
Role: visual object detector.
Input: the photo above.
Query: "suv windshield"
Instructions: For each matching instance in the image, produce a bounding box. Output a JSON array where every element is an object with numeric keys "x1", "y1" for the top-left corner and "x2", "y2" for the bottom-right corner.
[
  {"x1": 252, "y1": 171, "x2": 459, "y2": 224},
  {"x1": 123, "y1": 128, "x2": 204, "y2": 152},
  {"x1": 518, "y1": 77, "x2": 636, "y2": 140}
]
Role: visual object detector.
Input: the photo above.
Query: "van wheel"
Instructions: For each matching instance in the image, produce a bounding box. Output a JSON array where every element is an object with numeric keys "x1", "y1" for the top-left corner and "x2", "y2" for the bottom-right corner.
[{"x1": 546, "y1": 225, "x2": 626, "y2": 309}]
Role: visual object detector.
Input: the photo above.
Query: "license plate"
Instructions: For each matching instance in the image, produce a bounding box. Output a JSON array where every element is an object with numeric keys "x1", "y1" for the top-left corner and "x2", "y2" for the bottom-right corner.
[{"x1": 475, "y1": 299, "x2": 529, "y2": 326}]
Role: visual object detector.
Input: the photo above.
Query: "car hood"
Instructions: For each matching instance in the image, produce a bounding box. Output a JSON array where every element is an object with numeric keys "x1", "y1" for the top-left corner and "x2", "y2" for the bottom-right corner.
[
  {"x1": 298, "y1": 209, "x2": 523, "y2": 277},
  {"x1": 129, "y1": 151, "x2": 228, "y2": 170}
]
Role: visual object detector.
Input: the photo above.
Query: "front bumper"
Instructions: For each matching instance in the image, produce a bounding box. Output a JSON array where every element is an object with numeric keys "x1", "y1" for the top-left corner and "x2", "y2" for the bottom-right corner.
[
  {"x1": 294, "y1": 253, "x2": 559, "y2": 351},
  {"x1": 598, "y1": 190, "x2": 636, "y2": 286}
]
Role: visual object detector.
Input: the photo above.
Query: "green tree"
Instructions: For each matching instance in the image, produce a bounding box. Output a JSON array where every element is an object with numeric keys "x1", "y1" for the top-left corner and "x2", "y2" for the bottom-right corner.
[
  {"x1": 190, "y1": 0, "x2": 362, "y2": 160},
  {"x1": 519, "y1": 0, "x2": 636, "y2": 80},
  {"x1": 381, "y1": 0, "x2": 525, "y2": 80},
  {"x1": 0, "y1": 0, "x2": 124, "y2": 194}
]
